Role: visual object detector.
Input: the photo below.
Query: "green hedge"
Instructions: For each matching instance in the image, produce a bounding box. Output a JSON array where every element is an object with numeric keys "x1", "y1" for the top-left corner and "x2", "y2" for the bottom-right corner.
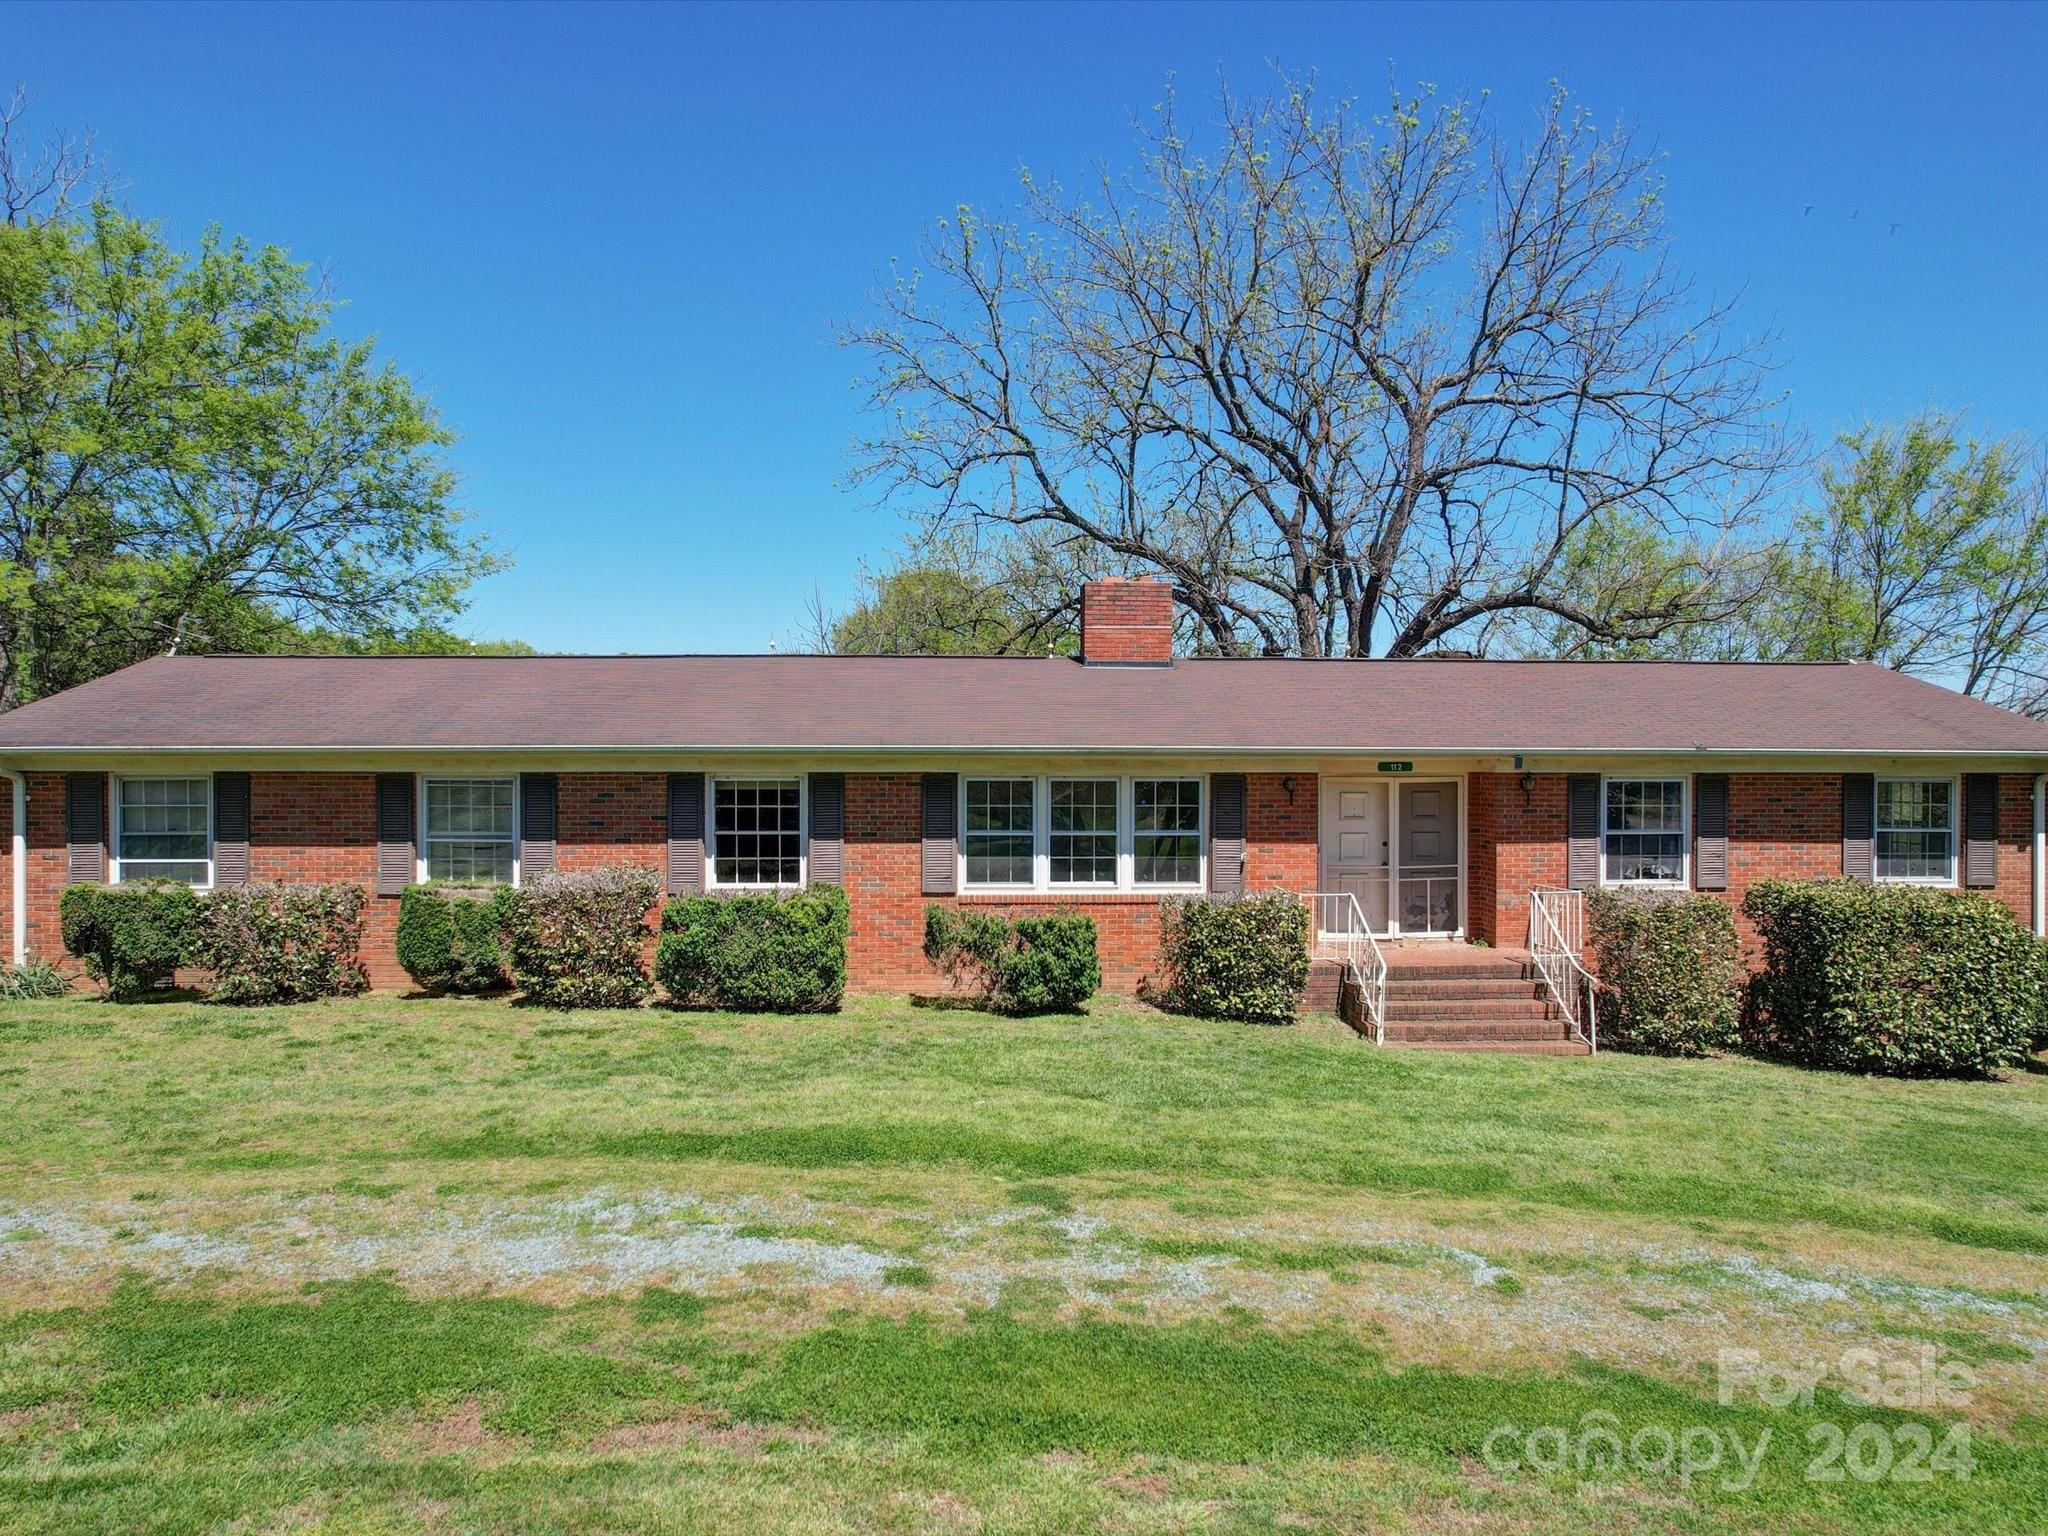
[
  {"x1": 1584, "y1": 889, "x2": 1741, "y2": 1056},
  {"x1": 396, "y1": 884, "x2": 516, "y2": 995},
  {"x1": 58, "y1": 883, "x2": 200, "y2": 1000},
  {"x1": 1155, "y1": 893, "x2": 1309, "y2": 1024},
  {"x1": 195, "y1": 883, "x2": 368, "y2": 1004},
  {"x1": 923, "y1": 906, "x2": 1100, "y2": 1014},
  {"x1": 505, "y1": 865, "x2": 659, "y2": 1009},
  {"x1": 1743, "y1": 879, "x2": 2043, "y2": 1078},
  {"x1": 656, "y1": 885, "x2": 848, "y2": 1011}
]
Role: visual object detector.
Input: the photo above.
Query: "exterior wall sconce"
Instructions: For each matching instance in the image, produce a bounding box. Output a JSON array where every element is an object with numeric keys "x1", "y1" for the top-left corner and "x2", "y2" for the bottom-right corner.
[
  {"x1": 1281, "y1": 775, "x2": 1298, "y2": 803},
  {"x1": 1520, "y1": 771, "x2": 1537, "y2": 807}
]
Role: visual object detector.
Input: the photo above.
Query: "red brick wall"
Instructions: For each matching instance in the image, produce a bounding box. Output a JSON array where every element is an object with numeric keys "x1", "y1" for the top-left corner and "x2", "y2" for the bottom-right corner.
[
  {"x1": 6, "y1": 766, "x2": 2037, "y2": 994},
  {"x1": 841, "y1": 771, "x2": 1318, "y2": 993},
  {"x1": 1466, "y1": 771, "x2": 1568, "y2": 947},
  {"x1": 247, "y1": 772, "x2": 392, "y2": 984},
  {"x1": 0, "y1": 772, "x2": 82, "y2": 964},
  {"x1": 1467, "y1": 770, "x2": 2041, "y2": 960}
]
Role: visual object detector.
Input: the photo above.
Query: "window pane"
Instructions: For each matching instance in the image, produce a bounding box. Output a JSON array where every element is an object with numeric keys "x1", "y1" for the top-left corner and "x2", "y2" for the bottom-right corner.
[
  {"x1": 1133, "y1": 780, "x2": 1201, "y2": 885},
  {"x1": 424, "y1": 778, "x2": 517, "y2": 884},
  {"x1": 966, "y1": 779, "x2": 1034, "y2": 833},
  {"x1": 1605, "y1": 779, "x2": 1683, "y2": 834},
  {"x1": 428, "y1": 840, "x2": 516, "y2": 884},
  {"x1": 1875, "y1": 780, "x2": 1952, "y2": 880},
  {"x1": 118, "y1": 778, "x2": 210, "y2": 884},
  {"x1": 427, "y1": 779, "x2": 514, "y2": 838},
  {"x1": 964, "y1": 780, "x2": 1036, "y2": 886},
  {"x1": 121, "y1": 860, "x2": 211, "y2": 885},
  {"x1": 1877, "y1": 780, "x2": 1951, "y2": 831},
  {"x1": 713, "y1": 779, "x2": 801, "y2": 885},
  {"x1": 965, "y1": 837, "x2": 1035, "y2": 886},
  {"x1": 1603, "y1": 780, "x2": 1683, "y2": 882},
  {"x1": 1049, "y1": 779, "x2": 1117, "y2": 884}
]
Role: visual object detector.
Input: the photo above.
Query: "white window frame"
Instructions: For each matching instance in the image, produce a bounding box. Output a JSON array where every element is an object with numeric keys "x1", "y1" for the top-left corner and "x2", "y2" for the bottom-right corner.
[
  {"x1": 417, "y1": 775, "x2": 522, "y2": 887},
  {"x1": 110, "y1": 774, "x2": 215, "y2": 888},
  {"x1": 959, "y1": 774, "x2": 1207, "y2": 895},
  {"x1": 961, "y1": 776, "x2": 1040, "y2": 892},
  {"x1": 1600, "y1": 775, "x2": 1689, "y2": 888},
  {"x1": 708, "y1": 775, "x2": 808, "y2": 890},
  {"x1": 1875, "y1": 775, "x2": 1959, "y2": 886},
  {"x1": 1131, "y1": 776, "x2": 1207, "y2": 891}
]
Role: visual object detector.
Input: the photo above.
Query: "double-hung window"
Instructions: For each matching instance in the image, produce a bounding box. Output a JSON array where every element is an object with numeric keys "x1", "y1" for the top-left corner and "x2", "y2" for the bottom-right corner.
[
  {"x1": 1604, "y1": 778, "x2": 1686, "y2": 885},
  {"x1": 423, "y1": 777, "x2": 517, "y2": 883},
  {"x1": 1133, "y1": 778, "x2": 1202, "y2": 885},
  {"x1": 1049, "y1": 779, "x2": 1118, "y2": 885},
  {"x1": 712, "y1": 778, "x2": 803, "y2": 886},
  {"x1": 962, "y1": 775, "x2": 1206, "y2": 892},
  {"x1": 115, "y1": 776, "x2": 212, "y2": 885},
  {"x1": 964, "y1": 778, "x2": 1035, "y2": 886},
  {"x1": 1876, "y1": 778, "x2": 1954, "y2": 882}
]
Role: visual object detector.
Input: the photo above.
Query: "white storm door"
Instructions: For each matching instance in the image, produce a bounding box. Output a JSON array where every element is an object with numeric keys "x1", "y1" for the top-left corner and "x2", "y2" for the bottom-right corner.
[{"x1": 1321, "y1": 779, "x2": 1390, "y2": 935}]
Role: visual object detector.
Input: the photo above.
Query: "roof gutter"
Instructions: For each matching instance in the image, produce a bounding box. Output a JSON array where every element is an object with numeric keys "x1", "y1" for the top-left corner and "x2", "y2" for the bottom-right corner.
[
  {"x1": 0, "y1": 769, "x2": 23, "y2": 965},
  {"x1": 4, "y1": 744, "x2": 2048, "y2": 759}
]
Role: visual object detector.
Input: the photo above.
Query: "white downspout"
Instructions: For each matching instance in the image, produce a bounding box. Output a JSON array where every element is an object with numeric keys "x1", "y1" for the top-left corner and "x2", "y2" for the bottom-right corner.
[
  {"x1": 0, "y1": 769, "x2": 22, "y2": 964},
  {"x1": 2034, "y1": 774, "x2": 2046, "y2": 940}
]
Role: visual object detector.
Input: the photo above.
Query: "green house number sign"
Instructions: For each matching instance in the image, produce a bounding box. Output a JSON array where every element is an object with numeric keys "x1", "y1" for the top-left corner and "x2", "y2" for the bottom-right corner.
[{"x1": 1376, "y1": 761, "x2": 1413, "y2": 773}]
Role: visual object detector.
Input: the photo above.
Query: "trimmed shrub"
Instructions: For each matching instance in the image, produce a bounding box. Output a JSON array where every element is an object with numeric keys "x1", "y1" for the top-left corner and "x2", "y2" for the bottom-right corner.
[
  {"x1": 923, "y1": 906, "x2": 1100, "y2": 1014},
  {"x1": 1156, "y1": 893, "x2": 1309, "y2": 1024},
  {"x1": 396, "y1": 883, "x2": 516, "y2": 994},
  {"x1": 1743, "y1": 879, "x2": 2041, "y2": 1078},
  {"x1": 2034, "y1": 943, "x2": 2048, "y2": 1055},
  {"x1": 57, "y1": 883, "x2": 200, "y2": 1000},
  {"x1": 656, "y1": 884, "x2": 848, "y2": 1012},
  {"x1": 0, "y1": 957, "x2": 71, "y2": 1001},
  {"x1": 1584, "y1": 888, "x2": 1741, "y2": 1056},
  {"x1": 196, "y1": 882, "x2": 368, "y2": 1004},
  {"x1": 505, "y1": 865, "x2": 659, "y2": 1009}
]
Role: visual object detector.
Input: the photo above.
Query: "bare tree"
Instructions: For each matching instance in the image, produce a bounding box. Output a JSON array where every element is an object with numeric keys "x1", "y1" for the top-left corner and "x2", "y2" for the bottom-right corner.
[
  {"x1": 0, "y1": 86, "x2": 98, "y2": 224},
  {"x1": 846, "y1": 76, "x2": 1786, "y2": 657}
]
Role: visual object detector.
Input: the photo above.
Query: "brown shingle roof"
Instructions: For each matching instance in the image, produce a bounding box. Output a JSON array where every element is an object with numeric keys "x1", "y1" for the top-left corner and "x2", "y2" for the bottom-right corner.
[{"x1": 0, "y1": 653, "x2": 2044, "y2": 757}]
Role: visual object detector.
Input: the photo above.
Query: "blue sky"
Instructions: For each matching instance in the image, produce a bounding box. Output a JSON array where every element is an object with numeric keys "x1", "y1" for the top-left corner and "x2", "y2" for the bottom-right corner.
[{"x1": 10, "y1": 0, "x2": 2046, "y2": 652}]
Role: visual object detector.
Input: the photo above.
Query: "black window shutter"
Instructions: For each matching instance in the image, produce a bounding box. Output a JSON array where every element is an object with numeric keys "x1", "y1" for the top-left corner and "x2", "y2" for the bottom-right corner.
[
  {"x1": 1565, "y1": 774, "x2": 1600, "y2": 890},
  {"x1": 921, "y1": 773, "x2": 958, "y2": 896},
  {"x1": 1207, "y1": 773, "x2": 1246, "y2": 895},
  {"x1": 212, "y1": 772, "x2": 251, "y2": 886},
  {"x1": 65, "y1": 773, "x2": 106, "y2": 885},
  {"x1": 667, "y1": 772, "x2": 705, "y2": 895},
  {"x1": 1841, "y1": 773, "x2": 1875, "y2": 882},
  {"x1": 1693, "y1": 773, "x2": 1729, "y2": 892},
  {"x1": 808, "y1": 773, "x2": 845, "y2": 886},
  {"x1": 1963, "y1": 773, "x2": 1998, "y2": 889},
  {"x1": 374, "y1": 773, "x2": 415, "y2": 896},
  {"x1": 519, "y1": 773, "x2": 558, "y2": 878}
]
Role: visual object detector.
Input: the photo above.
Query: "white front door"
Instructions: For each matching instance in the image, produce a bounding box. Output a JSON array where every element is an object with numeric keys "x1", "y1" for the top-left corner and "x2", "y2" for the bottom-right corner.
[{"x1": 1320, "y1": 779, "x2": 1390, "y2": 935}]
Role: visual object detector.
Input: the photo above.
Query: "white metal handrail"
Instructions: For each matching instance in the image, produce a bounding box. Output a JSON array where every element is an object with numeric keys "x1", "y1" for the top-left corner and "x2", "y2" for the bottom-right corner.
[
  {"x1": 1528, "y1": 887, "x2": 1597, "y2": 1052},
  {"x1": 1309, "y1": 891, "x2": 1389, "y2": 1045}
]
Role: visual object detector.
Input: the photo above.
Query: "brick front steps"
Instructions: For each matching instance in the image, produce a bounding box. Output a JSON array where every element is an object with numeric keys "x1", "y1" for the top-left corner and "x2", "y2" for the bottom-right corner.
[{"x1": 1316, "y1": 945, "x2": 1590, "y2": 1056}]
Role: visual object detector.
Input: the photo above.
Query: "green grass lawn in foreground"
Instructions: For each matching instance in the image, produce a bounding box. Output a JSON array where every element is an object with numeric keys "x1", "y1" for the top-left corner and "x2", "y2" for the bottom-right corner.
[{"x1": 0, "y1": 991, "x2": 2044, "y2": 1534}]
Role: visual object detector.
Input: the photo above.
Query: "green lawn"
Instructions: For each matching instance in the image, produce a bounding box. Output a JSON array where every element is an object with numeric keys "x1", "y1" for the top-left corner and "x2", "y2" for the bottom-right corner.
[{"x1": 1, "y1": 992, "x2": 2045, "y2": 1534}]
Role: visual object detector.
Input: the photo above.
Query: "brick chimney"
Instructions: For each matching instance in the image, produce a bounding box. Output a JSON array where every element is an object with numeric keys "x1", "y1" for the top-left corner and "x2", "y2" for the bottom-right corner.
[{"x1": 1079, "y1": 577, "x2": 1174, "y2": 666}]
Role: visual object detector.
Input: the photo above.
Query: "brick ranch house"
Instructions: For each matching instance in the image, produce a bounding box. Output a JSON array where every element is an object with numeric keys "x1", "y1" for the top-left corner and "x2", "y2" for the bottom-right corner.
[{"x1": 0, "y1": 578, "x2": 2044, "y2": 1045}]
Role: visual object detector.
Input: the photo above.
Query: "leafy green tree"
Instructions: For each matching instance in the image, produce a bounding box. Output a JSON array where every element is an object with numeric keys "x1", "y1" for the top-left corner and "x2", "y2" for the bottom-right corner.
[
  {"x1": 0, "y1": 101, "x2": 501, "y2": 705},
  {"x1": 811, "y1": 534, "x2": 1080, "y2": 655},
  {"x1": 1772, "y1": 416, "x2": 2048, "y2": 713}
]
